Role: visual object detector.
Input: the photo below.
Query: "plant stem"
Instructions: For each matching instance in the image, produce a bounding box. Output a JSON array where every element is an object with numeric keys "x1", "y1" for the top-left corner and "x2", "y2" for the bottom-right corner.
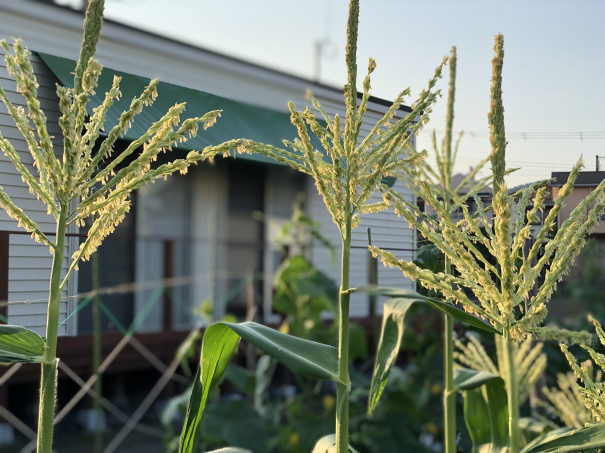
[
  {"x1": 37, "y1": 204, "x2": 68, "y2": 453},
  {"x1": 443, "y1": 256, "x2": 456, "y2": 453},
  {"x1": 503, "y1": 331, "x2": 520, "y2": 453},
  {"x1": 336, "y1": 211, "x2": 352, "y2": 453}
]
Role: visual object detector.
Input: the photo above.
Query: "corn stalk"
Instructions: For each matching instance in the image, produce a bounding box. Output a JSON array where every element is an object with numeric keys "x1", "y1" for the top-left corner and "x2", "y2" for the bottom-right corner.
[{"x1": 0, "y1": 1, "x2": 243, "y2": 451}]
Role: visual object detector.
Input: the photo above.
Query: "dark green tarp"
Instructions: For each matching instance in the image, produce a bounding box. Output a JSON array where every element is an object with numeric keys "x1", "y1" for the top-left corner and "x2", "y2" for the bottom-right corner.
[{"x1": 38, "y1": 52, "x2": 302, "y2": 165}]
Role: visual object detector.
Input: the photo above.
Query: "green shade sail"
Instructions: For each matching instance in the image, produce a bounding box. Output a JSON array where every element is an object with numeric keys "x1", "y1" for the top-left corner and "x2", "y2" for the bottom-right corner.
[{"x1": 39, "y1": 52, "x2": 302, "y2": 165}]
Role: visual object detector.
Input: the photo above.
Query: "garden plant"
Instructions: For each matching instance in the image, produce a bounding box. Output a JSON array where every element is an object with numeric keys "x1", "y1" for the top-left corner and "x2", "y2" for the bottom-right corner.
[
  {"x1": 394, "y1": 44, "x2": 492, "y2": 453},
  {"x1": 177, "y1": 1, "x2": 450, "y2": 452},
  {"x1": 2, "y1": 0, "x2": 605, "y2": 452},
  {"x1": 370, "y1": 34, "x2": 605, "y2": 452},
  {"x1": 0, "y1": 0, "x2": 246, "y2": 451}
]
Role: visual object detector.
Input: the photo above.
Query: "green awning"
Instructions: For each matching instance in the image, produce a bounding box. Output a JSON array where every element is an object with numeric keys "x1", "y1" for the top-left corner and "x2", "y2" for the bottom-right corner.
[{"x1": 38, "y1": 53, "x2": 302, "y2": 165}]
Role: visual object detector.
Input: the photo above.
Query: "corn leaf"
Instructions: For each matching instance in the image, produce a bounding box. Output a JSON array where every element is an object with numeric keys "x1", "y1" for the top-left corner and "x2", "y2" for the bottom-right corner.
[
  {"x1": 368, "y1": 297, "x2": 420, "y2": 414},
  {"x1": 179, "y1": 322, "x2": 339, "y2": 452},
  {"x1": 521, "y1": 423, "x2": 605, "y2": 453},
  {"x1": 0, "y1": 325, "x2": 47, "y2": 363},
  {"x1": 454, "y1": 366, "x2": 500, "y2": 391},
  {"x1": 462, "y1": 377, "x2": 509, "y2": 452},
  {"x1": 312, "y1": 434, "x2": 360, "y2": 453},
  {"x1": 354, "y1": 285, "x2": 500, "y2": 334}
]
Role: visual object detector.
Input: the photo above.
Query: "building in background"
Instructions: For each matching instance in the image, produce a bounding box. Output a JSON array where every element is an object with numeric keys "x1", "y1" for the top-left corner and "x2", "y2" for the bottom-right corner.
[{"x1": 0, "y1": 1, "x2": 417, "y2": 442}]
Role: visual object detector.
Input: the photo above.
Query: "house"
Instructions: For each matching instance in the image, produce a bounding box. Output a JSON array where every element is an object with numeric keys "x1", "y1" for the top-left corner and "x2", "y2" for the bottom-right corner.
[
  {"x1": 417, "y1": 172, "x2": 493, "y2": 221},
  {"x1": 550, "y1": 170, "x2": 605, "y2": 295},
  {"x1": 552, "y1": 170, "x2": 605, "y2": 234},
  {"x1": 0, "y1": 0, "x2": 417, "y2": 441}
]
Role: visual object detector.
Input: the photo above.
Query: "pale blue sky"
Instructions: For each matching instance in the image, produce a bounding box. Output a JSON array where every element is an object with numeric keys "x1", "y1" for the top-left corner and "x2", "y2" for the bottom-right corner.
[{"x1": 69, "y1": 0, "x2": 605, "y2": 187}]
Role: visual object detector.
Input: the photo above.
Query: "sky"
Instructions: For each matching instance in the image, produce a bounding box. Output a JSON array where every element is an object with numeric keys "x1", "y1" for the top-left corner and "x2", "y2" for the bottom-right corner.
[{"x1": 60, "y1": 0, "x2": 605, "y2": 188}]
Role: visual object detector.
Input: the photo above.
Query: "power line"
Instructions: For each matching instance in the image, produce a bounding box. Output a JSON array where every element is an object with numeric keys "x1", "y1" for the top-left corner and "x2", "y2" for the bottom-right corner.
[{"x1": 419, "y1": 130, "x2": 605, "y2": 141}]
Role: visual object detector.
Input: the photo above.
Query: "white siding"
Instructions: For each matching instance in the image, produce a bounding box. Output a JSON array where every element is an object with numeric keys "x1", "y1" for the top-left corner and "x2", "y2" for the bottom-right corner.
[
  {"x1": 0, "y1": 48, "x2": 77, "y2": 336},
  {"x1": 0, "y1": 1, "x2": 416, "y2": 333},
  {"x1": 306, "y1": 98, "x2": 416, "y2": 318},
  {"x1": 189, "y1": 163, "x2": 229, "y2": 324}
]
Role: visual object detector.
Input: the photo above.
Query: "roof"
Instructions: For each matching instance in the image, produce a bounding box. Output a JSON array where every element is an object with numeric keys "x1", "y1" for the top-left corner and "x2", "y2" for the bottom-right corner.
[
  {"x1": 40, "y1": 53, "x2": 304, "y2": 165},
  {"x1": 551, "y1": 171, "x2": 605, "y2": 187}
]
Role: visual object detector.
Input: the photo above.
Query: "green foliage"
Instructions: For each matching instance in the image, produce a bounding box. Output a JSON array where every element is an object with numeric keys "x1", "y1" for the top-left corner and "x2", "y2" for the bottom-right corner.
[
  {"x1": 521, "y1": 423, "x2": 605, "y2": 453},
  {"x1": 0, "y1": 325, "x2": 47, "y2": 363},
  {"x1": 0, "y1": 1, "x2": 246, "y2": 450},
  {"x1": 191, "y1": 0, "x2": 448, "y2": 450},
  {"x1": 462, "y1": 376, "x2": 509, "y2": 452},
  {"x1": 203, "y1": 401, "x2": 271, "y2": 452},
  {"x1": 560, "y1": 316, "x2": 605, "y2": 426},
  {"x1": 354, "y1": 286, "x2": 500, "y2": 334},
  {"x1": 414, "y1": 243, "x2": 445, "y2": 276},
  {"x1": 453, "y1": 367, "x2": 500, "y2": 391},
  {"x1": 539, "y1": 366, "x2": 597, "y2": 429},
  {"x1": 179, "y1": 321, "x2": 340, "y2": 452},
  {"x1": 455, "y1": 334, "x2": 547, "y2": 404},
  {"x1": 273, "y1": 255, "x2": 338, "y2": 342},
  {"x1": 368, "y1": 298, "x2": 419, "y2": 414}
]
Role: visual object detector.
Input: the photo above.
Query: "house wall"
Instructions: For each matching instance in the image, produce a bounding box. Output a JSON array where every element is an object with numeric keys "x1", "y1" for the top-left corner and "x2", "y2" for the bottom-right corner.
[
  {"x1": 552, "y1": 185, "x2": 605, "y2": 234},
  {"x1": 0, "y1": 47, "x2": 77, "y2": 336},
  {"x1": 0, "y1": 0, "x2": 416, "y2": 333}
]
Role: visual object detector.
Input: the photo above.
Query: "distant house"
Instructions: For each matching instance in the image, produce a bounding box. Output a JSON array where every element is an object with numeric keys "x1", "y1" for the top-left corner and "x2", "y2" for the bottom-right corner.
[
  {"x1": 508, "y1": 180, "x2": 555, "y2": 232},
  {"x1": 0, "y1": 0, "x2": 416, "y2": 340},
  {"x1": 417, "y1": 172, "x2": 493, "y2": 221},
  {"x1": 552, "y1": 170, "x2": 605, "y2": 235}
]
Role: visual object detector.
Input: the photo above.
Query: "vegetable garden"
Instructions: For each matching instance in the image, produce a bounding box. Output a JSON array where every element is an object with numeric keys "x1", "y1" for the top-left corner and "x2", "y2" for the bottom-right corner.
[{"x1": 1, "y1": 1, "x2": 605, "y2": 452}]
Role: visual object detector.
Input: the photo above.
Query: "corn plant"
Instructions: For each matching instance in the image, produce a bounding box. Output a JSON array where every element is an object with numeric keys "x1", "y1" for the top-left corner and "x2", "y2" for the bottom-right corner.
[
  {"x1": 371, "y1": 34, "x2": 605, "y2": 453},
  {"x1": 393, "y1": 45, "x2": 494, "y2": 453},
  {"x1": 0, "y1": 1, "x2": 244, "y2": 451},
  {"x1": 561, "y1": 317, "x2": 605, "y2": 424},
  {"x1": 178, "y1": 1, "x2": 448, "y2": 451},
  {"x1": 455, "y1": 334, "x2": 547, "y2": 406},
  {"x1": 538, "y1": 362, "x2": 599, "y2": 429}
]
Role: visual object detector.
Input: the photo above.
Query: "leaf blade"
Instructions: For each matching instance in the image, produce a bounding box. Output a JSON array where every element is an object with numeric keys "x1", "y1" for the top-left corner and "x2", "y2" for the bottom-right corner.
[
  {"x1": 226, "y1": 322, "x2": 340, "y2": 382},
  {"x1": 179, "y1": 322, "x2": 340, "y2": 452},
  {"x1": 354, "y1": 285, "x2": 500, "y2": 334},
  {"x1": 369, "y1": 297, "x2": 419, "y2": 413},
  {"x1": 179, "y1": 324, "x2": 240, "y2": 453},
  {"x1": 521, "y1": 423, "x2": 605, "y2": 453},
  {"x1": 462, "y1": 377, "x2": 509, "y2": 452},
  {"x1": 454, "y1": 366, "x2": 500, "y2": 391},
  {"x1": 0, "y1": 325, "x2": 47, "y2": 363}
]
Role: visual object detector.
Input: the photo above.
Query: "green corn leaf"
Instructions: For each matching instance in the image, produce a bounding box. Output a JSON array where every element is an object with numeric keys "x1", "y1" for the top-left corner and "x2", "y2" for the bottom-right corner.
[
  {"x1": 354, "y1": 285, "x2": 500, "y2": 334},
  {"x1": 227, "y1": 322, "x2": 340, "y2": 381},
  {"x1": 312, "y1": 434, "x2": 360, "y2": 453},
  {"x1": 521, "y1": 422, "x2": 605, "y2": 453},
  {"x1": 368, "y1": 297, "x2": 420, "y2": 414},
  {"x1": 179, "y1": 322, "x2": 339, "y2": 452},
  {"x1": 454, "y1": 366, "x2": 500, "y2": 391},
  {"x1": 179, "y1": 325, "x2": 239, "y2": 453},
  {"x1": 0, "y1": 325, "x2": 47, "y2": 363},
  {"x1": 462, "y1": 377, "x2": 509, "y2": 452}
]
